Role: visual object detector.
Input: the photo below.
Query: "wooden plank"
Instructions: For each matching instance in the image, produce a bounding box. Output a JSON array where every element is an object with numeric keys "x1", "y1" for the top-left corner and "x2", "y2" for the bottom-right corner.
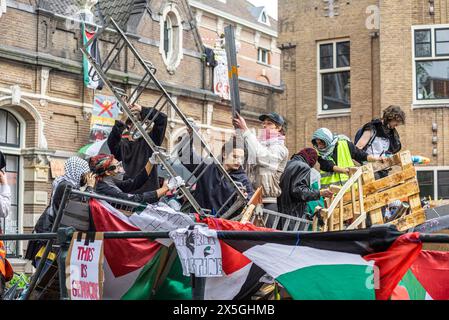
[
  {"x1": 408, "y1": 193, "x2": 423, "y2": 211},
  {"x1": 371, "y1": 151, "x2": 411, "y2": 172},
  {"x1": 325, "y1": 167, "x2": 363, "y2": 219},
  {"x1": 312, "y1": 216, "x2": 319, "y2": 232},
  {"x1": 399, "y1": 151, "x2": 413, "y2": 168},
  {"x1": 240, "y1": 204, "x2": 256, "y2": 224},
  {"x1": 339, "y1": 197, "x2": 344, "y2": 230},
  {"x1": 331, "y1": 182, "x2": 420, "y2": 223},
  {"x1": 362, "y1": 163, "x2": 375, "y2": 183},
  {"x1": 389, "y1": 209, "x2": 427, "y2": 231},
  {"x1": 371, "y1": 153, "x2": 402, "y2": 172},
  {"x1": 330, "y1": 185, "x2": 343, "y2": 194},
  {"x1": 346, "y1": 212, "x2": 367, "y2": 230},
  {"x1": 363, "y1": 180, "x2": 420, "y2": 212},
  {"x1": 363, "y1": 166, "x2": 416, "y2": 194},
  {"x1": 369, "y1": 209, "x2": 384, "y2": 225}
]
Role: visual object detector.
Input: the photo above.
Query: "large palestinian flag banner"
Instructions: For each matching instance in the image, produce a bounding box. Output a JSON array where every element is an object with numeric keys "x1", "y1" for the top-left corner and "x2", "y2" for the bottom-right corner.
[
  {"x1": 220, "y1": 229, "x2": 449, "y2": 300},
  {"x1": 89, "y1": 199, "x2": 449, "y2": 300}
]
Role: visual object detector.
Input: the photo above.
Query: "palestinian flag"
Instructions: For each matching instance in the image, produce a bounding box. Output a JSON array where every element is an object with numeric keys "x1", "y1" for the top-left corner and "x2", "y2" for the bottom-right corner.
[
  {"x1": 220, "y1": 227, "x2": 418, "y2": 300},
  {"x1": 390, "y1": 250, "x2": 449, "y2": 300},
  {"x1": 82, "y1": 22, "x2": 103, "y2": 90},
  {"x1": 90, "y1": 199, "x2": 193, "y2": 300},
  {"x1": 199, "y1": 217, "x2": 272, "y2": 300}
]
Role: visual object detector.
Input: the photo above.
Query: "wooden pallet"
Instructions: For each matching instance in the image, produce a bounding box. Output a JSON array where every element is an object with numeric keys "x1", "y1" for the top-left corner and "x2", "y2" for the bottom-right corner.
[{"x1": 314, "y1": 151, "x2": 426, "y2": 232}]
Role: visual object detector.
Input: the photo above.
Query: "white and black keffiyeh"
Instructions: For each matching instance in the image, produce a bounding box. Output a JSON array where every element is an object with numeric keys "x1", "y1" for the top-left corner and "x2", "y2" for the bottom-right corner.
[{"x1": 49, "y1": 156, "x2": 90, "y2": 216}]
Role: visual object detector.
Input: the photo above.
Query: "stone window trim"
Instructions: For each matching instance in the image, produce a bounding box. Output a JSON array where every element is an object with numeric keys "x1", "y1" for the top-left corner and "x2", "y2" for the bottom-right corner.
[
  {"x1": 316, "y1": 38, "x2": 351, "y2": 116},
  {"x1": 0, "y1": 107, "x2": 24, "y2": 258},
  {"x1": 257, "y1": 8, "x2": 271, "y2": 27},
  {"x1": 412, "y1": 24, "x2": 449, "y2": 106},
  {"x1": 159, "y1": 4, "x2": 184, "y2": 74}
]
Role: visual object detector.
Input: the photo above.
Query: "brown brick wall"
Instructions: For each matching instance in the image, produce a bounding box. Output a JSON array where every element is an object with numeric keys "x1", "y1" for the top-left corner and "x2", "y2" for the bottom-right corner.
[{"x1": 279, "y1": 0, "x2": 449, "y2": 166}]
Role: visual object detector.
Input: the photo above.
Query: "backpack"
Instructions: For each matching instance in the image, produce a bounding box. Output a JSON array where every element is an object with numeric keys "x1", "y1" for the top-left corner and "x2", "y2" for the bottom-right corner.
[{"x1": 354, "y1": 126, "x2": 377, "y2": 151}]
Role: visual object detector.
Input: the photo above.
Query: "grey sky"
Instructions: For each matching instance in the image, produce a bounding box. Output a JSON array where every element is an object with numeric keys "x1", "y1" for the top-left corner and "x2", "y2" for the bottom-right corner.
[{"x1": 247, "y1": 0, "x2": 278, "y2": 20}]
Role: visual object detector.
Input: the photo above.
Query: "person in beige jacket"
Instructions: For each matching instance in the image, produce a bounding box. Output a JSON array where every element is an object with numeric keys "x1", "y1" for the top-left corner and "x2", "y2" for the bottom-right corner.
[{"x1": 233, "y1": 112, "x2": 289, "y2": 213}]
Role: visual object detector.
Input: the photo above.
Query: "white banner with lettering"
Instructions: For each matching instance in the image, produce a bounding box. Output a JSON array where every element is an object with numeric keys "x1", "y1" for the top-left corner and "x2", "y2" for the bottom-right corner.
[
  {"x1": 65, "y1": 232, "x2": 104, "y2": 300},
  {"x1": 170, "y1": 225, "x2": 223, "y2": 277},
  {"x1": 213, "y1": 49, "x2": 231, "y2": 100}
]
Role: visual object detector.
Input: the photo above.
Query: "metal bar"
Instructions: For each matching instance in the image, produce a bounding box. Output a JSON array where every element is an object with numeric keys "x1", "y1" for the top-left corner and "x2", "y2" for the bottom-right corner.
[
  {"x1": 282, "y1": 219, "x2": 291, "y2": 231},
  {"x1": 106, "y1": 19, "x2": 247, "y2": 204},
  {"x1": 101, "y1": 39, "x2": 126, "y2": 75},
  {"x1": 216, "y1": 191, "x2": 237, "y2": 216},
  {"x1": 81, "y1": 53, "x2": 205, "y2": 215},
  {"x1": 218, "y1": 197, "x2": 246, "y2": 219},
  {"x1": 23, "y1": 185, "x2": 73, "y2": 300},
  {"x1": 81, "y1": 18, "x2": 247, "y2": 216},
  {"x1": 70, "y1": 190, "x2": 141, "y2": 207},
  {"x1": 191, "y1": 275, "x2": 206, "y2": 300},
  {"x1": 128, "y1": 74, "x2": 153, "y2": 106},
  {"x1": 3, "y1": 229, "x2": 449, "y2": 244},
  {"x1": 262, "y1": 209, "x2": 311, "y2": 223},
  {"x1": 82, "y1": 19, "x2": 111, "y2": 49},
  {"x1": 81, "y1": 44, "x2": 206, "y2": 216},
  {"x1": 224, "y1": 25, "x2": 241, "y2": 118},
  {"x1": 293, "y1": 220, "x2": 301, "y2": 231},
  {"x1": 57, "y1": 227, "x2": 74, "y2": 300}
]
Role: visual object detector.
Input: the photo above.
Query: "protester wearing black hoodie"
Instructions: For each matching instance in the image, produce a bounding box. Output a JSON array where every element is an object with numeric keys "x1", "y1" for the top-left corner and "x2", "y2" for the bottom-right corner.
[
  {"x1": 108, "y1": 104, "x2": 167, "y2": 194},
  {"x1": 90, "y1": 154, "x2": 169, "y2": 204},
  {"x1": 278, "y1": 148, "x2": 333, "y2": 219},
  {"x1": 184, "y1": 137, "x2": 254, "y2": 215}
]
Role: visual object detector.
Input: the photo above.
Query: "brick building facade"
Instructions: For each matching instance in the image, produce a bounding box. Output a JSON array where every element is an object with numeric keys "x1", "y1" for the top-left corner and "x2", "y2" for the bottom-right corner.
[
  {"x1": 0, "y1": 0, "x2": 282, "y2": 268},
  {"x1": 279, "y1": 0, "x2": 449, "y2": 202},
  {"x1": 190, "y1": 0, "x2": 281, "y2": 85}
]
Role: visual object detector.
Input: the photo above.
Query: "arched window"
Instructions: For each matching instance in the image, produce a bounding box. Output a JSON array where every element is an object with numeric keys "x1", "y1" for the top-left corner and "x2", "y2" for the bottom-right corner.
[
  {"x1": 163, "y1": 15, "x2": 173, "y2": 59},
  {"x1": 0, "y1": 109, "x2": 21, "y2": 256},
  {"x1": 0, "y1": 109, "x2": 20, "y2": 147},
  {"x1": 160, "y1": 5, "x2": 184, "y2": 73}
]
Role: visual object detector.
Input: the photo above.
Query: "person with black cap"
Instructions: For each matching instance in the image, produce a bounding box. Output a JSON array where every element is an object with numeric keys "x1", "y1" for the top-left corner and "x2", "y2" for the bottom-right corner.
[{"x1": 233, "y1": 112, "x2": 289, "y2": 213}]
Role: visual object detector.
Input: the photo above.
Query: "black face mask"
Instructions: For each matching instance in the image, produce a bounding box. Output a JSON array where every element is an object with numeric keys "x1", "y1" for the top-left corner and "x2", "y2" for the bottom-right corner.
[{"x1": 80, "y1": 174, "x2": 87, "y2": 187}]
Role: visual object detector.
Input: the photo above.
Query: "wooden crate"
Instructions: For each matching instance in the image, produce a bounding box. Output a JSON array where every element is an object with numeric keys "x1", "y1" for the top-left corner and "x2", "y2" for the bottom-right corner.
[{"x1": 317, "y1": 151, "x2": 426, "y2": 232}]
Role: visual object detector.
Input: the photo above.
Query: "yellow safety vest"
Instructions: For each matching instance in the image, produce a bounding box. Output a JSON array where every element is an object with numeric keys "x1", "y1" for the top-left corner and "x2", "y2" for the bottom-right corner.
[{"x1": 320, "y1": 139, "x2": 355, "y2": 188}]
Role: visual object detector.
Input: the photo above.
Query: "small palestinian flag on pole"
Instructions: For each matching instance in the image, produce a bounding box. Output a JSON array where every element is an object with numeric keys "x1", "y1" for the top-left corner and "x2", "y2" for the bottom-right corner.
[{"x1": 82, "y1": 22, "x2": 103, "y2": 90}]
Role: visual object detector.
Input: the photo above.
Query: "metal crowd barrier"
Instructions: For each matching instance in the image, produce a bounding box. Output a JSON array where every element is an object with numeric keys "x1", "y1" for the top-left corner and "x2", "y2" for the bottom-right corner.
[{"x1": 2, "y1": 186, "x2": 449, "y2": 300}]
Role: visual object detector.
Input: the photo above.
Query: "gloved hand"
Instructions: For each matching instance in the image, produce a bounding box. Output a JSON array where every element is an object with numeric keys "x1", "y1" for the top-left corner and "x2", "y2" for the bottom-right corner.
[
  {"x1": 149, "y1": 152, "x2": 161, "y2": 165},
  {"x1": 168, "y1": 176, "x2": 185, "y2": 191}
]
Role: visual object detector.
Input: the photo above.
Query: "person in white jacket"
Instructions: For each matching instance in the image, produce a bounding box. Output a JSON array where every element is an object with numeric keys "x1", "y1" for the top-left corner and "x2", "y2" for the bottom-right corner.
[
  {"x1": 233, "y1": 112, "x2": 289, "y2": 213},
  {"x1": 0, "y1": 151, "x2": 10, "y2": 219}
]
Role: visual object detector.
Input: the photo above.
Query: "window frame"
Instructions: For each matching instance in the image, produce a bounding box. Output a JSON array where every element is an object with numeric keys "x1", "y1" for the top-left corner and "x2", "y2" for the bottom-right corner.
[
  {"x1": 257, "y1": 47, "x2": 270, "y2": 65},
  {"x1": 412, "y1": 25, "x2": 449, "y2": 106},
  {"x1": 317, "y1": 39, "x2": 351, "y2": 116},
  {"x1": 415, "y1": 166, "x2": 449, "y2": 200},
  {"x1": 159, "y1": 5, "x2": 184, "y2": 73},
  {"x1": 0, "y1": 108, "x2": 24, "y2": 258}
]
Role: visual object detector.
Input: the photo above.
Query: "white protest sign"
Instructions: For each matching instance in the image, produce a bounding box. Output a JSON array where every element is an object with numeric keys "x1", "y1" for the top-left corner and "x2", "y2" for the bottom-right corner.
[
  {"x1": 213, "y1": 49, "x2": 230, "y2": 100},
  {"x1": 170, "y1": 225, "x2": 223, "y2": 278},
  {"x1": 65, "y1": 232, "x2": 104, "y2": 300}
]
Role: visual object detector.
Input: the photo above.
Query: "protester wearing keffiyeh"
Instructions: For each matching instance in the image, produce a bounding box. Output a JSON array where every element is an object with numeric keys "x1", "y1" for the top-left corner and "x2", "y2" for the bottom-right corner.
[{"x1": 48, "y1": 156, "x2": 90, "y2": 217}]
